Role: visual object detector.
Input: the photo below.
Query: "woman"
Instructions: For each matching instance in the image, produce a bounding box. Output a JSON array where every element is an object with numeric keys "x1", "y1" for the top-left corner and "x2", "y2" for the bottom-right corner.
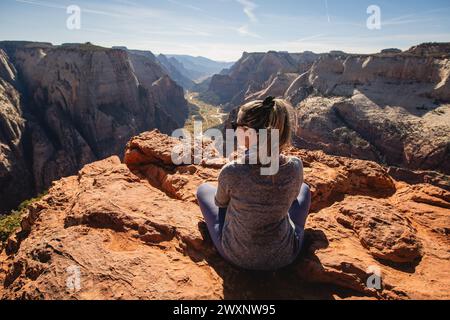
[{"x1": 196, "y1": 96, "x2": 311, "y2": 271}]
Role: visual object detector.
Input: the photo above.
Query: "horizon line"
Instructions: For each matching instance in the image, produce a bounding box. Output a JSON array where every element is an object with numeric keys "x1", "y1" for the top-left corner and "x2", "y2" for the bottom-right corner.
[{"x1": 1, "y1": 39, "x2": 449, "y2": 62}]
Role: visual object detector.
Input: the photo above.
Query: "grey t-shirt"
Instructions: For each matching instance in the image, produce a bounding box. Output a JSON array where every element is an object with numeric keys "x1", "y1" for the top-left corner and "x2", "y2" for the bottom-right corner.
[{"x1": 215, "y1": 156, "x2": 304, "y2": 271}]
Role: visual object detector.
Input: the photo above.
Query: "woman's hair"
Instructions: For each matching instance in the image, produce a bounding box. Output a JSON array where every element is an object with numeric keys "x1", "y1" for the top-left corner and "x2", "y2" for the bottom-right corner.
[{"x1": 236, "y1": 96, "x2": 295, "y2": 151}]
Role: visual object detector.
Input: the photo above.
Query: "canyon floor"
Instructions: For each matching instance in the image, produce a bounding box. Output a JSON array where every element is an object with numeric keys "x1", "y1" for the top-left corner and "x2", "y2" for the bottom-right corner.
[
  {"x1": 184, "y1": 91, "x2": 228, "y2": 133},
  {"x1": 0, "y1": 130, "x2": 448, "y2": 300}
]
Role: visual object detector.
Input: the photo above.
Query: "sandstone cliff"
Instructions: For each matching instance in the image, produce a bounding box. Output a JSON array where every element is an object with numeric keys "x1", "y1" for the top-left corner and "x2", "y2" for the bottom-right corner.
[
  {"x1": 111, "y1": 48, "x2": 196, "y2": 91},
  {"x1": 1, "y1": 130, "x2": 448, "y2": 300},
  {"x1": 0, "y1": 49, "x2": 34, "y2": 211},
  {"x1": 214, "y1": 44, "x2": 450, "y2": 177},
  {"x1": 290, "y1": 49, "x2": 450, "y2": 174},
  {"x1": 0, "y1": 42, "x2": 189, "y2": 213},
  {"x1": 156, "y1": 54, "x2": 196, "y2": 90},
  {"x1": 206, "y1": 51, "x2": 321, "y2": 109}
]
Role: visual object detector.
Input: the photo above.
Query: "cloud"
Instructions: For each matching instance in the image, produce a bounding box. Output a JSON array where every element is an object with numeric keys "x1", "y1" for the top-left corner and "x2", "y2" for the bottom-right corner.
[
  {"x1": 112, "y1": 0, "x2": 138, "y2": 5},
  {"x1": 295, "y1": 34, "x2": 326, "y2": 42},
  {"x1": 14, "y1": 0, "x2": 127, "y2": 18},
  {"x1": 382, "y1": 14, "x2": 434, "y2": 27},
  {"x1": 325, "y1": 0, "x2": 330, "y2": 23},
  {"x1": 236, "y1": 0, "x2": 258, "y2": 23},
  {"x1": 14, "y1": 0, "x2": 64, "y2": 10},
  {"x1": 381, "y1": 7, "x2": 450, "y2": 28},
  {"x1": 167, "y1": 0, "x2": 203, "y2": 12},
  {"x1": 237, "y1": 25, "x2": 262, "y2": 38}
]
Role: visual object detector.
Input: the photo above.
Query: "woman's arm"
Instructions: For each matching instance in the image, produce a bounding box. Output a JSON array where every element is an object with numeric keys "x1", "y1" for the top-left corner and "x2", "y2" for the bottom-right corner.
[{"x1": 214, "y1": 167, "x2": 231, "y2": 208}]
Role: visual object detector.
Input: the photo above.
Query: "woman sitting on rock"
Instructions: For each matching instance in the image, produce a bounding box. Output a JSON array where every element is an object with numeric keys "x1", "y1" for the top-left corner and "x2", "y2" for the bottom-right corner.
[{"x1": 196, "y1": 96, "x2": 311, "y2": 271}]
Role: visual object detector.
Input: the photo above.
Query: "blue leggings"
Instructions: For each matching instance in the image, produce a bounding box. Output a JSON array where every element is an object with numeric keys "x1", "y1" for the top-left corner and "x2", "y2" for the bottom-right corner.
[{"x1": 196, "y1": 183, "x2": 312, "y2": 260}]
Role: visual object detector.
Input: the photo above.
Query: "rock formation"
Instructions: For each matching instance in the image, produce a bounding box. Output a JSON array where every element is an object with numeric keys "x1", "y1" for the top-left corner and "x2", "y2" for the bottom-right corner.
[
  {"x1": 206, "y1": 51, "x2": 321, "y2": 109},
  {"x1": 1, "y1": 130, "x2": 448, "y2": 300},
  {"x1": 156, "y1": 54, "x2": 196, "y2": 90},
  {"x1": 212, "y1": 44, "x2": 450, "y2": 178},
  {"x1": 0, "y1": 49, "x2": 34, "y2": 211},
  {"x1": 0, "y1": 41, "x2": 189, "y2": 213},
  {"x1": 112, "y1": 47, "x2": 196, "y2": 91}
]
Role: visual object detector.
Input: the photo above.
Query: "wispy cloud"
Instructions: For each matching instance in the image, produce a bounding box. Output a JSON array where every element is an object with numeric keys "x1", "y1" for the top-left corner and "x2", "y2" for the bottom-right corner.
[
  {"x1": 112, "y1": 0, "x2": 138, "y2": 5},
  {"x1": 325, "y1": 0, "x2": 330, "y2": 23},
  {"x1": 382, "y1": 14, "x2": 434, "y2": 27},
  {"x1": 234, "y1": 0, "x2": 259, "y2": 39},
  {"x1": 237, "y1": 25, "x2": 262, "y2": 38},
  {"x1": 14, "y1": 0, "x2": 127, "y2": 18},
  {"x1": 236, "y1": 0, "x2": 258, "y2": 23},
  {"x1": 167, "y1": 0, "x2": 203, "y2": 12},
  {"x1": 296, "y1": 34, "x2": 326, "y2": 42},
  {"x1": 14, "y1": 0, "x2": 64, "y2": 10},
  {"x1": 382, "y1": 7, "x2": 450, "y2": 27}
]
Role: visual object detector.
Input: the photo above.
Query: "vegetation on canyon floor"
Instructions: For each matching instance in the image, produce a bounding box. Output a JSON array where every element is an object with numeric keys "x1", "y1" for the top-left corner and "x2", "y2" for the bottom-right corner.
[
  {"x1": 184, "y1": 91, "x2": 227, "y2": 133},
  {"x1": 0, "y1": 192, "x2": 47, "y2": 245}
]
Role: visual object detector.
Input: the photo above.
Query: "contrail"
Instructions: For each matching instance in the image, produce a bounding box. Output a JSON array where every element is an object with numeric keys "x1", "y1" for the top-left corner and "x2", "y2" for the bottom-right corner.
[{"x1": 325, "y1": 0, "x2": 331, "y2": 23}]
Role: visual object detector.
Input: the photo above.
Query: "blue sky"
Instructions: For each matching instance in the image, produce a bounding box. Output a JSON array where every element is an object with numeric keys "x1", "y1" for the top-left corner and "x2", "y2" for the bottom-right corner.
[{"x1": 0, "y1": 0, "x2": 449, "y2": 61}]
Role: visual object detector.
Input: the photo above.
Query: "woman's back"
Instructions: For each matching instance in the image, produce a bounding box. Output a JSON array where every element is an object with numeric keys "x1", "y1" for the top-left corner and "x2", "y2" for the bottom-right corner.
[
  {"x1": 215, "y1": 156, "x2": 304, "y2": 270},
  {"x1": 197, "y1": 96, "x2": 311, "y2": 271}
]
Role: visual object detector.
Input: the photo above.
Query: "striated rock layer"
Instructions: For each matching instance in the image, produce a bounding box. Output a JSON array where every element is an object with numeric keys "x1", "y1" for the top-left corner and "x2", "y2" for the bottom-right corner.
[
  {"x1": 213, "y1": 44, "x2": 450, "y2": 179},
  {"x1": 1, "y1": 130, "x2": 448, "y2": 300},
  {"x1": 0, "y1": 42, "x2": 189, "y2": 213},
  {"x1": 207, "y1": 51, "x2": 322, "y2": 109}
]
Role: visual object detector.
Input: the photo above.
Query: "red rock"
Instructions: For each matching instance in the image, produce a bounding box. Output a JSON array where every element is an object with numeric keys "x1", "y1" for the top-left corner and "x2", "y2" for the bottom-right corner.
[
  {"x1": 0, "y1": 42, "x2": 189, "y2": 213},
  {"x1": 1, "y1": 131, "x2": 449, "y2": 300}
]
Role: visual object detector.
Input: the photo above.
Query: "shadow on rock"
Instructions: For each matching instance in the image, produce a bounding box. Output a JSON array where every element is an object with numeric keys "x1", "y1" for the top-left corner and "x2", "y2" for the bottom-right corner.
[{"x1": 194, "y1": 223, "x2": 368, "y2": 300}]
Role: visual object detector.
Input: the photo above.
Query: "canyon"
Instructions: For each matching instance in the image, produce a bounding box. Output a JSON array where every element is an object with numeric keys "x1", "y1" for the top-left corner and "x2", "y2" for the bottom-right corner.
[
  {"x1": 3, "y1": 41, "x2": 448, "y2": 215},
  {"x1": 0, "y1": 130, "x2": 448, "y2": 299},
  {"x1": 203, "y1": 43, "x2": 450, "y2": 183},
  {"x1": 0, "y1": 42, "x2": 449, "y2": 300},
  {"x1": 0, "y1": 41, "x2": 189, "y2": 213}
]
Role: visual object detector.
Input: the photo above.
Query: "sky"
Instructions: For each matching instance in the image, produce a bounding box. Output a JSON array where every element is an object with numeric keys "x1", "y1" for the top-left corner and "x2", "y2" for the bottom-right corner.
[{"x1": 0, "y1": 0, "x2": 449, "y2": 61}]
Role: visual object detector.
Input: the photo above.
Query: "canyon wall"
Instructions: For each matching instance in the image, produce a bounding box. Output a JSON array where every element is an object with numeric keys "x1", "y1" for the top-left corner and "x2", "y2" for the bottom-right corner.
[
  {"x1": 212, "y1": 44, "x2": 450, "y2": 177},
  {"x1": 0, "y1": 42, "x2": 189, "y2": 213},
  {"x1": 206, "y1": 51, "x2": 322, "y2": 109},
  {"x1": 0, "y1": 48, "x2": 33, "y2": 211}
]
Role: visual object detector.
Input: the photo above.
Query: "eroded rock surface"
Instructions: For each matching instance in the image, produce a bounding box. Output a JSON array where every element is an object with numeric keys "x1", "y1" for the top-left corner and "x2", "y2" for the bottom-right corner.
[
  {"x1": 0, "y1": 42, "x2": 189, "y2": 213},
  {"x1": 207, "y1": 51, "x2": 321, "y2": 109},
  {"x1": 1, "y1": 130, "x2": 448, "y2": 300},
  {"x1": 0, "y1": 48, "x2": 34, "y2": 210},
  {"x1": 213, "y1": 44, "x2": 450, "y2": 177}
]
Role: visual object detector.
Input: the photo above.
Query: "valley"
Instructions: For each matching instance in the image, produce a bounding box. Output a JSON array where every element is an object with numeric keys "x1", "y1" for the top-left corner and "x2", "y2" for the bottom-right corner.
[
  {"x1": 199, "y1": 44, "x2": 450, "y2": 187},
  {"x1": 1, "y1": 41, "x2": 449, "y2": 214},
  {"x1": 0, "y1": 40, "x2": 449, "y2": 301},
  {"x1": 184, "y1": 91, "x2": 228, "y2": 133},
  {"x1": 0, "y1": 41, "x2": 189, "y2": 213},
  {"x1": 1, "y1": 0, "x2": 449, "y2": 303}
]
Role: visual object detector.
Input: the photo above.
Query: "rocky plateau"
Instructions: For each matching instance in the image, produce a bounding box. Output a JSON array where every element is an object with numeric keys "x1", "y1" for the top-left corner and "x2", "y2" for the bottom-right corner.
[{"x1": 0, "y1": 130, "x2": 448, "y2": 300}]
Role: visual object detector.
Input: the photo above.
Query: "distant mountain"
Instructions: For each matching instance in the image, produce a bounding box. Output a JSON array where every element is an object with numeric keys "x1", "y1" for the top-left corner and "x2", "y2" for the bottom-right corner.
[
  {"x1": 112, "y1": 47, "x2": 195, "y2": 90},
  {"x1": 165, "y1": 54, "x2": 234, "y2": 83},
  {"x1": 110, "y1": 49, "x2": 233, "y2": 89},
  {"x1": 156, "y1": 54, "x2": 195, "y2": 90}
]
